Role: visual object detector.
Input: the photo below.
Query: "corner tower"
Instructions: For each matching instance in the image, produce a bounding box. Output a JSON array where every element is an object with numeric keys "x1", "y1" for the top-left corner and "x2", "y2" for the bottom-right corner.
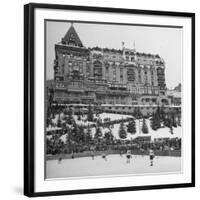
[
  {"x1": 54, "y1": 23, "x2": 89, "y2": 84},
  {"x1": 61, "y1": 23, "x2": 84, "y2": 47}
]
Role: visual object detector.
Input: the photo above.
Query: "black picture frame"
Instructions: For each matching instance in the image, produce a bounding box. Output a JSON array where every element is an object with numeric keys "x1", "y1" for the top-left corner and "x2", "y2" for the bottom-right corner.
[{"x1": 24, "y1": 3, "x2": 195, "y2": 197}]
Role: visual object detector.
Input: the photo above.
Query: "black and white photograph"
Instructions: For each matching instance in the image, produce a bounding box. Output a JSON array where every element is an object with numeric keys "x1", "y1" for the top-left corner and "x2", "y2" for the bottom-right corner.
[
  {"x1": 23, "y1": 3, "x2": 195, "y2": 196},
  {"x1": 45, "y1": 20, "x2": 183, "y2": 179}
]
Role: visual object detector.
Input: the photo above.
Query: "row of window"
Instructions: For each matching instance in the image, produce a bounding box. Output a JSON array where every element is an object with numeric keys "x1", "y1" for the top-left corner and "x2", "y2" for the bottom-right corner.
[
  {"x1": 56, "y1": 61, "x2": 158, "y2": 86},
  {"x1": 125, "y1": 56, "x2": 135, "y2": 62},
  {"x1": 106, "y1": 106, "x2": 157, "y2": 110}
]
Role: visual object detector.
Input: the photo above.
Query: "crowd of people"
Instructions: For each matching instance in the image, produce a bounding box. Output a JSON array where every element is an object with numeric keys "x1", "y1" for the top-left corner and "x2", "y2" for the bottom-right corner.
[{"x1": 46, "y1": 128, "x2": 181, "y2": 158}]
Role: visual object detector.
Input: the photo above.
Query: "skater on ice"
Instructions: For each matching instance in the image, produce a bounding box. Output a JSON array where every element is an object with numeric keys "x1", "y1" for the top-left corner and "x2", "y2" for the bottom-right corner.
[
  {"x1": 90, "y1": 146, "x2": 95, "y2": 160},
  {"x1": 91, "y1": 150, "x2": 95, "y2": 160},
  {"x1": 149, "y1": 148, "x2": 155, "y2": 166},
  {"x1": 58, "y1": 156, "x2": 62, "y2": 164},
  {"x1": 102, "y1": 152, "x2": 107, "y2": 161},
  {"x1": 126, "y1": 150, "x2": 132, "y2": 164},
  {"x1": 119, "y1": 150, "x2": 123, "y2": 157},
  {"x1": 71, "y1": 151, "x2": 75, "y2": 159}
]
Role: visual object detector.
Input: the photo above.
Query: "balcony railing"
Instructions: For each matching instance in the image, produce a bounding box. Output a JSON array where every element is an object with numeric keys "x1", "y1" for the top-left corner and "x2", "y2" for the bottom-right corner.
[
  {"x1": 81, "y1": 95, "x2": 95, "y2": 99},
  {"x1": 106, "y1": 90, "x2": 130, "y2": 95}
]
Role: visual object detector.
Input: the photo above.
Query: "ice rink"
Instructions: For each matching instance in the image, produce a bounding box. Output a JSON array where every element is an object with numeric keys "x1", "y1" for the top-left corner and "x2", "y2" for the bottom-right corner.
[{"x1": 46, "y1": 154, "x2": 181, "y2": 179}]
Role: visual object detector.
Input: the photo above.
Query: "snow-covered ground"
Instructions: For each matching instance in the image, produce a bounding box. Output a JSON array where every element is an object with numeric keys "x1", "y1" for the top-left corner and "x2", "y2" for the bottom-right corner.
[
  {"x1": 90, "y1": 113, "x2": 182, "y2": 140},
  {"x1": 46, "y1": 154, "x2": 181, "y2": 179},
  {"x1": 48, "y1": 113, "x2": 182, "y2": 142}
]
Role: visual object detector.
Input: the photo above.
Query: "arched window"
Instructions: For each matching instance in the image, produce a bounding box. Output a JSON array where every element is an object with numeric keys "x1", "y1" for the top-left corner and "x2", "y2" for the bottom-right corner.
[
  {"x1": 93, "y1": 60, "x2": 103, "y2": 79},
  {"x1": 127, "y1": 68, "x2": 135, "y2": 81},
  {"x1": 161, "y1": 98, "x2": 169, "y2": 105},
  {"x1": 104, "y1": 62, "x2": 110, "y2": 80}
]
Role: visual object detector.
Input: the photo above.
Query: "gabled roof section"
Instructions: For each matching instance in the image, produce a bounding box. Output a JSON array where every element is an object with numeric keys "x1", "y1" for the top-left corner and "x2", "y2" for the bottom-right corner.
[{"x1": 61, "y1": 23, "x2": 84, "y2": 47}]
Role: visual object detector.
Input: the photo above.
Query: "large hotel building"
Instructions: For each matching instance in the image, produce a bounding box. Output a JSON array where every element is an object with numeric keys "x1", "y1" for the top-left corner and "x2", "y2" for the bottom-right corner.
[{"x1": 48, "y1": 23, "x2": 180, "y2": 115}]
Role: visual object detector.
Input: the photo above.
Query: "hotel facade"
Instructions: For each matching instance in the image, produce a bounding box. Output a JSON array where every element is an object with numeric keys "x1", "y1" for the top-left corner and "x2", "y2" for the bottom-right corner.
[{"x1": 49, "y1": 24, "x2": 177, "y2": 111}]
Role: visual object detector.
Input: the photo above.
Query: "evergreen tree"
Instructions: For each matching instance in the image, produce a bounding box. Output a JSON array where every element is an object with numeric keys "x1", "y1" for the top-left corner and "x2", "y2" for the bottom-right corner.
[
  {"x1": 68, "y1": 123, "x2": 85, "y2": 149},
  {"x1": 160, "y1": 106, "x2": 165, "y2": 121},
  {"x1": 104, "y1": 130, "x2": 114, "y2": 145},
  {"x1": 118, "y1": 121, "x2": 127, "y2": 139},
  {"x1": 65, "y1": 108, "x2": 74, "y2": 125},
  {"x1": 133, "y1": 107, "x2": 142, "y2": 119},
  {"x1": 63, "y1": 108, "x2": 68, "y2": 115},
  {"x1": 87, "y1": 104, "x2": 94, "y2": 122},
  {"x1": 163, "y1": 116, "x2": 174, "y2": 134},
  {"x1": 153, "y1": 106, "x2": 165, "y2": 122},
  {"x1": 94, "y1": 126, "x2": 102, "y2": 139},
  {"x1": 72, "y1": 125, "x2": 78, "y2": 141},
  {"x1": 68, "y1": 107, "x2": 73, "y2": 115},
  {"x1": 142, "y1": 118, "x2": 149, "y2": 134},
  {"x1": 150, "y1": 113, "x2": 161, "y2": 130},
  {"x1": 177, "y1": 115, "x2": 181, "y2": 126},
  {"x1": 77, "y1": 125, "x2": 85, "y2": 144},
  {"x1": 77, "y1": 114, "x2": 81, "y2": 121},
  {"x1": 171, "y1": 112, "x2": 177, "y2": 127},
  {"x1": 85, "y1": 126, "x2": 93, "y2": 144},
  {"x1": 127, "y1": 120, "x2": 136, "y2": 134},
  {"x1": 163, "y1": 116, "x2": 171, "y2": 128}
]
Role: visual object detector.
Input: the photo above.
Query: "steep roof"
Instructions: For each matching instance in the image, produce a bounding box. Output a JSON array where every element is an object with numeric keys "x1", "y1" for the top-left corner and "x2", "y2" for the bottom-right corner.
[{"x1": 61, "y1": 23, "x2": 84, "y2": 47}]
